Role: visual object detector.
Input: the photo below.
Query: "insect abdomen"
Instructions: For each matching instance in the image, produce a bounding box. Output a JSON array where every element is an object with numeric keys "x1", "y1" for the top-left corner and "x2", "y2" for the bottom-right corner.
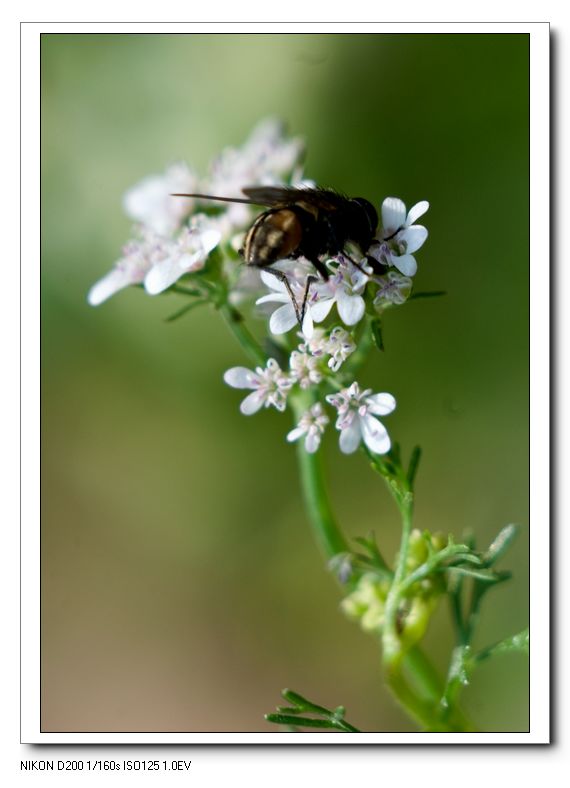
[{"x1": 243, "y1": 208, "x2": 304, "y2": 266}]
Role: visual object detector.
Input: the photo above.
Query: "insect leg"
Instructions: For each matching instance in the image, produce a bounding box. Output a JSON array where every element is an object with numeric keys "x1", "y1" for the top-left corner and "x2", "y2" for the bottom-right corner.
[
  {"x1": 309, "y1": 257, "x2": 330, "y2": 281},
  {"x1": 383, "y1": 226, "x2": 404, "y2": 242},
  {"x1": 264, "y1": 268, "x2": 303, "y2": 325},
  {"x1": 300, "y1": 275, "x2": 318, "y2": 326},
  {"x1": 342, "y1": 251, "x2": 370, "y2": 275}
]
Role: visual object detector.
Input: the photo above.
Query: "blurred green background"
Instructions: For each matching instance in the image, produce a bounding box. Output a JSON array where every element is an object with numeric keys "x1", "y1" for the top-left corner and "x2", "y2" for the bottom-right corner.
[{"x1": 41, "y1": 33, "x2": 529, "y2": 733}]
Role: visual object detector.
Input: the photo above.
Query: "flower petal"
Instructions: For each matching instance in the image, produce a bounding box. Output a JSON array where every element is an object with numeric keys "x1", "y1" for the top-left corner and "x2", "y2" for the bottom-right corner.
[
  {"x1": 240, "y1": 390, "x2": 266, "y2": 415},
  {"x1": 339, "y1": 419, "x2": 362, "y2": 454},
  {"x1": 301, "y1": 308, "x2": 314, "y2": 338},
  {"x1": 144, "y1": 256, "x2": 184, "y2": 294},
  {"x1": 382, "y1": 197, "x2": 406, "y2": 235},
  {"x1": 87, "y1": 268, "x2": 136, "y2": 306},
  {"x1": 337, "y1": 291, "x2": 365, "y2": 326},
  {"x1": 310, "y1": 297, "x2": 335, "y2": 323},
  {"x1": 361, "y1": 414, "x2": 391, "y2": 454},
  {"x1": 287, "y1": 426, "x2": 305, "y2": 443},
  {"x1": 392, "y1": 254, "x2": 417, "y2": 277},
  {"x1": 256, "y1": 293, "x2": 290, "y2": 305},
  {"x1": 224, "y1": 367, "x2": 258, "y2": 389},
  {"x1": 260, "y1": 269, "x2": 288, "y2": 293},
  {"x1": 406, "y1": 200, "x2": 429, "y2": 226},
  {"x1": 200, "y1": 228, "x2": 222, "y2": 255},
  {"x1": 269, "y1": 302, "x2": 298, "y2": 334},
  {"x1": 305, "y1": 431, "x2": 321, "y2": 453},
  {"x1": 366, "y1": 392, "x2": 397, "y2": 416},
  {"x1": 400, "y1": 225, "x2": 428, "y2": 255}
]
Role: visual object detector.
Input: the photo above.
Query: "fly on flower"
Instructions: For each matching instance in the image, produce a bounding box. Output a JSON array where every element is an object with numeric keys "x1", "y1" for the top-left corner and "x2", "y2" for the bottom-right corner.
[{"x1": 171, "y1": 186, "x2": 387, "y2": 328}]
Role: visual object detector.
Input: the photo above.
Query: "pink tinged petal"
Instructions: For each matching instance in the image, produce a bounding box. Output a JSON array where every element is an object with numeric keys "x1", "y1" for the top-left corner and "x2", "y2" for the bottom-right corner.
[
  {"x1": 339, "y1": 419, "x2": 362, "y2": 454},
  {"x1": 269, "y1": 302, "x2": 298, "y2": 334},
  {"x1": 400, "y1": 226, "x2": 428, "y2": 255},
  {"x1": 309, "y1": 297, "x2": 335, "y2": 323},
  {"x1": 223, "y1": 367, "x2": 258, "y2": 389},
  {"x1": 381, "y1": 197, "x2": 406, "y2": 235},
  {"x1": 392, "y1": 254, "x2": 417, "y2": 277},
  {"x1": 406, "y1": 201, "x2": 429, "y2": 226},
  {"x1": 287, "y1": 426, "x2": 305, "y2": 443},
  {"x1": 304, "y1": 431, "x2": 321, "y2": 453},
  {"x1": 336, "y1": 291, "x2": 365, "y2": 326},
  {"x1": 240, "y1": 390, "x2": 266, "y2": 415},
  {"x1": 87, "y1": 268, "x2": 138, "y2": 306},
  {"x1": 366, "y1": 392, "x2": 397, "y2": 416},
  {"x1": 361, "y1": 414, "x2": 391, "y2": 455}
]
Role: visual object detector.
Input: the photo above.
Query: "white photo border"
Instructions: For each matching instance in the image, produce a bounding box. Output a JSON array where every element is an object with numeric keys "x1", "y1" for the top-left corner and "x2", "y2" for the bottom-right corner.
[{"x1": 21, "y1": 21, "x2": 549, "y2": 744}]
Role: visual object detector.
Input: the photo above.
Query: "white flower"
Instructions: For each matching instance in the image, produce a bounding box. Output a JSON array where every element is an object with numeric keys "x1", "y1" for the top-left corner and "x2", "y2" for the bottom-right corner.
[
  {"x1": 144, "y1": 215, "x2": 221, "y2": 295},
  {"x1": 297, "y1": 326, "x2": 355, "y2": 372},
  {"x1": 289, "y1": 348, "x2": 323, "y2": 389},
  {"x1": 373, "y1": 271, "x2": 413, "y2": 307},
  {"x1": 326, "y1": 382, "x2": 396, "y2": 455},
  {"x1": 256, "y1": 267, "x2": 324, "y2": 338},
  {"x1": 287, "y1": 403, "x2": 329, "y2": 453},
  {"x1": 368, "y1": 197, "x2": 429, "y2": 277},
  {"x1": 87, "y1": 228, "x2": 166, "y2": 306},
  {"x1": 309, "y1": 258, "x2": 369, "y2": 327},
  {"x1": 224, "y1": 359, "x2": 293, "y2": 415},
  {"x1": 325, "y1": 327, "x2": 356, "y2": 371},
  {"x1": 123, "y1": 162, "x2": 198, "y2": 237}
]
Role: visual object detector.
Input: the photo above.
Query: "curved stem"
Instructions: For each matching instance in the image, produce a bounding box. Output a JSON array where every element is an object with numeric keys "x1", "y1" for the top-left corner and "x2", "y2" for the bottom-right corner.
[
  {"x1": 382, "y1": 489, "x2": 414, "y2": 667},
  {"x1": 295, "y1": 445, "x2": 350, "y2": 558},
  {"x1": 293, "y1": 400, "x2": 350, "y2": 559}
]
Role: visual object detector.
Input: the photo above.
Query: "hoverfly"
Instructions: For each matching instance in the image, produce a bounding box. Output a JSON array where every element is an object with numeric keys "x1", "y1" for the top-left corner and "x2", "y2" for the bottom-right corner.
[{"x1": 171, "y1": 186, "x2": 382, "y2": 325}]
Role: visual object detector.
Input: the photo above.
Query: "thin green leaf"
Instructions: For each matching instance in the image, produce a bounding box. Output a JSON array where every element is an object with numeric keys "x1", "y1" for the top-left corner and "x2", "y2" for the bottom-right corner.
[
  {"x1": 474, "y1": 628, "x2": 529, "y2": 663},
  {"x1": 482, "y1": 524, "x2": 519, "y2": 566},
  {"x1": 371, "y1": 317, "x2": 385, "y2": 351},
  {"x1": 444, "y1": 566, "x2": 511, "y2": 583},
  {"x1": 265, "y1": 714, "x2": 358, "y2": 731},
  {"x1": 408, "y1": 290, "x2": 447, "y2": 300},
  {"x1": 407, "y1": 445, "x2": 422, "y2": 488},
  {"x1": 164, "y1": 299, "x2": 209, "y2": 322}
]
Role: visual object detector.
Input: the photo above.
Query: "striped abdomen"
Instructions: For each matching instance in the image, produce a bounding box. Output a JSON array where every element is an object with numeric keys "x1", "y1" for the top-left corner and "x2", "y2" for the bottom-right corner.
[{"x1": 242, "y1": 208, "x2": 304, "y2": 267}]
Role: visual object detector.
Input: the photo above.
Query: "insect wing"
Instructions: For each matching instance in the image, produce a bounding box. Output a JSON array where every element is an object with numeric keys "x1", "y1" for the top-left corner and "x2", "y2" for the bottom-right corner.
[
  {"x1": 242, "y1": 186, "x2": 344, "y2": 212},
  {"x1": 241, "y1": 186, "x2": 298, "y2": 205}
]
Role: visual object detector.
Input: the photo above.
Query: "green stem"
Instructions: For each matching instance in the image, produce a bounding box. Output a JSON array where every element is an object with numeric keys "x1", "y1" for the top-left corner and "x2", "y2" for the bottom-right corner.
[
  {"x1": 293, "y1": 409, "x2": 350, "y2": 559},
  {"x1": 382, "y1": 490, "x2": 414, "y2": 667},
  {"x1": 404, "y1": 646, "x2": 444, "y2": 703},
  {"x1": 219, "y1": 302, "x2": 267, "y2": 367}
]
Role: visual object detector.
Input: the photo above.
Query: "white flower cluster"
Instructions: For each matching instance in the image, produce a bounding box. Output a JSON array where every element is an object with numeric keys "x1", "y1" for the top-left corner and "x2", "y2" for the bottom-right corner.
[
  {"x1": 224, "y1": 329, "x2": 395, "y2": 456},
  {"x1": 88, "y1": 119, "x2": 305, "y2": 306}
]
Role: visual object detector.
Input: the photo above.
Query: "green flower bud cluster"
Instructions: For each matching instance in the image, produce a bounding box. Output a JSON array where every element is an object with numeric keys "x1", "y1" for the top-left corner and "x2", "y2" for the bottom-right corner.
[
  {"x1": 341, "y1": 574, "x2": 391, "y2": 633},
  {"x1": 341, "y1": 529, "x2": 448, "y2": 650}
]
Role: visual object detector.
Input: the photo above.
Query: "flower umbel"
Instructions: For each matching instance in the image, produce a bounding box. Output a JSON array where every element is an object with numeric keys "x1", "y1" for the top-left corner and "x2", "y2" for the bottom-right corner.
[
  {"x1": 327, "y1": 382, "x2": 396, "y2": 455},
  {"x1": 224, "y1": 359, "x2": 293, "y2": 415}
]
